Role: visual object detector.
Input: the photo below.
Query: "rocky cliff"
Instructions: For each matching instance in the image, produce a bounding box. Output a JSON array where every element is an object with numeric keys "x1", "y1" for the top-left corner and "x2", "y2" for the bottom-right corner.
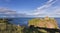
[
  {"x1": 28, "y1": 16, "x2": 59, "y2": 29},
  {"x1": 28, "y1": 16, "x2": 59, "y2": 33},
  {"x1": 0, "y1": 17, "x2": 59, "y2": 33},
  {"x1": 0, "y1": 18, "x2": 23, "y2": 33}
]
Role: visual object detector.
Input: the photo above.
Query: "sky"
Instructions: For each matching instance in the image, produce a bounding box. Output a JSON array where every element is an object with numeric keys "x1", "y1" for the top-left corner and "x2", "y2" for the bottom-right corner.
[{"x1": 0, "y1": 0, "x2": 60, "y2": 17}]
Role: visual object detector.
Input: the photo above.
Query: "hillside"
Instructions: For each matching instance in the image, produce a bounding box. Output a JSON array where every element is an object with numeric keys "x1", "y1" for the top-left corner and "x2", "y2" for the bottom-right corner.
[
  {"x1": 28, "y1": 16, "x2": 59, "y2": 33},
  {"x1": 0, "y1": 18, "x2": 24, "y2": 33},
  {"x1": 0, "y1": 17, "x2": 59, "y2": 33},
  {"x1": 28, "y1": 16, "x2": 59, "y2": 28}
]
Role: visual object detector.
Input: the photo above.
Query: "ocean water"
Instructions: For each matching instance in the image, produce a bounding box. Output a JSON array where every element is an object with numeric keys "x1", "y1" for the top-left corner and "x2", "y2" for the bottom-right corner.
[{"x1": 9, "y1": 18, "x2": 60, "y2": 28}]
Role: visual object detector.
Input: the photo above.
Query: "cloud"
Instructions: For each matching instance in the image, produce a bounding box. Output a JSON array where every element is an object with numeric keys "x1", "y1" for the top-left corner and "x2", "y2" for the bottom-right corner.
[
  {"x1": 37, "y1": 0, "x2": 54, "y2": 10},
  {"x1": 24, "y1": 0, "x2": 60, "y2": 17},
  {"x1": 0, "y1": 0, "x2": 59, "y2": 17},
  {"x1": 34, "y1": 7, "x2": 60, "y2": 17},
  {"x1": 33, "y1": 0, "x2": 57, "y2": 15},
  {"x1": 17, "y1": 0, "x2": 60, "y2": 17},
  {"x1": 0, "y1": 7, "x2": 29, "y2": 17},
  {"x1": 54, "y1": 8, "x2": 60, "y2": 14},
  {"x1": 0, "y1": 8, "x2": 16, "y2": 14}
]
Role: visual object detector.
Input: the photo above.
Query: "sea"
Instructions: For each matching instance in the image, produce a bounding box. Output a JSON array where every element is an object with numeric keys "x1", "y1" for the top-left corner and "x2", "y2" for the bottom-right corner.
[{"x1": 8, "y1": 17, "x2": 60, "y2": 28}]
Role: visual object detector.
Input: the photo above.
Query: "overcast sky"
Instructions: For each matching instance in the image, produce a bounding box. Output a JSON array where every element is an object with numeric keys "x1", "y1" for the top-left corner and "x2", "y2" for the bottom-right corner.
[{"x1": 0, "y1": 0, "x2": 60, "y2": 17}]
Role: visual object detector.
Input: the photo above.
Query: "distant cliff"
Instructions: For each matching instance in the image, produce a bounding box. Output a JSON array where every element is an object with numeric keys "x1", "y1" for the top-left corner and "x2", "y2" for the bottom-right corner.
[
  {"x1": 0, "y1": 17, "x2": 59, "y2": 33},
  {"x1": 28, "y1": 16, "x2": 59, "y2": 33},
  {"x1": 28, "y1": 16, "x2": 59, "y2": 28}
]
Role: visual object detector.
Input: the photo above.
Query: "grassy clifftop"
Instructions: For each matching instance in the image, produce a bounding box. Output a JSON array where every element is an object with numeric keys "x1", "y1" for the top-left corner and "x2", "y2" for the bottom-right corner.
[
  {"x1": 28, "y1": 16, "x2": 59, "y2": 29},
  {"x1": 0, "y1": 17, "x2": 59, "y2": 33},
  {"x1": 0, "y1": 18, "x2": 24, "y2": 33},
  {"x1": 28, "y1": 16, "x2": 59, "y2": 33}
]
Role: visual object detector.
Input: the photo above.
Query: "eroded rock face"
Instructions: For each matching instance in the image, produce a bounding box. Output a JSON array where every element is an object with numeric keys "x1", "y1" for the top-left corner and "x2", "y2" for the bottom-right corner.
[
  {"x1": 28, "y1": 16, "x2": 59, "y2": 33},
  {"x1": 0, "y1": 19, "x2": 18, "y2": 33},
  {"x1": 28, "y1": 16, "x2": 59, "y2": 29}
]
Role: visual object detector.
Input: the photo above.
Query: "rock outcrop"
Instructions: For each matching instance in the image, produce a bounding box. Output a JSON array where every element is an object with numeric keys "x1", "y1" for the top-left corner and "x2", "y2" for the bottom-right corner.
[
  {"x1": 28, "y1": 16, "x2": 59, "y2": 33},
  {"x1": 28, "y1": 16, "x2": 59, "y2": 29},
  {"x1": 0, "y1": 17, "x2": 59, "y2": 33}
]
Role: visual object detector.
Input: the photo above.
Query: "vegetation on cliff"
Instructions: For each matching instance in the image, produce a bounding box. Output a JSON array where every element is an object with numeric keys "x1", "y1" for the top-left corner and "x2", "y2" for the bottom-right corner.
[
  {"x1": 0, "y1": 16, "x2": 59, "y2": 33},
  {"x1": 0, "y1": 18, "x2": 24, "y2": 33},
  {"x1": 28, "y1": 16, "x2": 59, "y2": 28},
  {"x1": 28, "y1": 16, "x2": 59, "y2": 33}
]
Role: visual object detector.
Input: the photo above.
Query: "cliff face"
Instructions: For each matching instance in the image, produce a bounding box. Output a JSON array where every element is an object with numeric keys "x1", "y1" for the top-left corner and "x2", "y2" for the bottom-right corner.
[
  {"x1": 28, "y1": 16, "x2": 59, "y2": 29},
  {"x1": 0, "y1": 17, "x2": 59, "y2": 33},
  {"x1": 0, "y1": 18, "x2": 23, "y2": 33},
  {"x1": 28, "y1": 16, "x2": 59, "y2": 33}
]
